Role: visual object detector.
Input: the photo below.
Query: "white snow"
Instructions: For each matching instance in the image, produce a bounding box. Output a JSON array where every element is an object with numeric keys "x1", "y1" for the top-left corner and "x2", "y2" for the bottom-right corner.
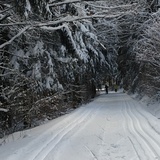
[
  {"x1": 0, "y1": 108, "x2": 8, "y2": 112},
  {"x1": 33, "y1": 41, "x2": 44, "y2": 56},
  {"x1": 32, "y1": 61, "x2": 41, "y2": 80},
  {"x1": 0, "y1": 91, "x2": 160, "y2": 160},
  {"x1": 24, "y1": 0, "x2": 31, "y2": 18},
  {"x1": 131, "y1": 93, "x2": 160, "y2": 119},
  {"x1": 45, "y1": 76, "x2": 54, "y2": 89},
  {"x1": 40, "y1": 24, "x2": 66, "y2": 31}
]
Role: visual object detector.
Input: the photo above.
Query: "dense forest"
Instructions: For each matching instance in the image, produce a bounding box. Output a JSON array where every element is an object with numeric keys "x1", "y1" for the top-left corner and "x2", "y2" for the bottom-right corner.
[{"x1": 0, "y1": 0, "x2": 160, "y2": 137}]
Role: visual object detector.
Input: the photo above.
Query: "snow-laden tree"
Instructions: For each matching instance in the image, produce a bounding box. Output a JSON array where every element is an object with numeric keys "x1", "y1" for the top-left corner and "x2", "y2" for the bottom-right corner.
[
  {"x1": 130, "y1": 11, "x2": 160, "y2": 97},
  {"x1": 0, "y1": 0, "x2": 113, "y2": 136},
  {"x1": 0, "y1": 0, "x2": 159, "y2": 137},
  {"x1": 86, "y1": 0, "x2": 160, "y2": 99},
  {"x1": 87, "y1": 0, "x2": 145, "y2": 85}
]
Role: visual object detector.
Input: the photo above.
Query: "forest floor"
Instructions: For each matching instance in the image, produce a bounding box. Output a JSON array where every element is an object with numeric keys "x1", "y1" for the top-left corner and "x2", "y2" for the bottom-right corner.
[{"x1": 0, "y1": 90, "x2": 160, "y2": 160}]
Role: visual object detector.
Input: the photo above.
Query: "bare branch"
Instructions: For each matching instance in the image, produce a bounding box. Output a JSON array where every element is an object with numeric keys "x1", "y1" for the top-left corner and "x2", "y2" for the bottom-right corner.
[
  {"x1": 0, "y1": 14, "x2": 10, "y2": 22},
  {"x1": 0, "y1": 66, "x2": 15, "y2": 72},
  {"x1": 0, "y1": 6, "x2": 14, "y2": 14},
  {"x1": 0, "y1": 22, "x2": 30, "y2": 26},
  {"x1": 0, "y1": 26, "x2": 30, "y2": 49}
]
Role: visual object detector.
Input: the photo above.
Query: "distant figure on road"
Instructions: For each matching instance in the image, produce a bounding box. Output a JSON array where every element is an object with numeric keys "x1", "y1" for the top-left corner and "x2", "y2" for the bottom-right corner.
[
  {"x1": 105, "y1": 84, "x2": 108, "y2": 94},
  {"x1": 114, "y1": 84, "x2": 118, "y2": 92},
  {"x1": 97, "y1": 83, "x2": 102, "y2": 91}
]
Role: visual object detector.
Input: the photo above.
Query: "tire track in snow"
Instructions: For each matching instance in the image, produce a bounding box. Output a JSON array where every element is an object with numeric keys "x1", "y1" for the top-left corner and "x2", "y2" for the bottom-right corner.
[
  {"x1": 126, "y1": 101, "x2": 160, "y2": 159},
  {"x1": 122, "y1": 101, "x2": 147, "y2": 160},
  {"x1": 32, "y1": 105, "x2": 101, "y2": 160}
]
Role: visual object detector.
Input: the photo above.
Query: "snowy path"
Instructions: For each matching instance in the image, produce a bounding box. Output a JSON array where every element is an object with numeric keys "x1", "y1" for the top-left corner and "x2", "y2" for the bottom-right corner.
[{"x1": 1, "y1": 91, "x2": 160, "y2": 160}]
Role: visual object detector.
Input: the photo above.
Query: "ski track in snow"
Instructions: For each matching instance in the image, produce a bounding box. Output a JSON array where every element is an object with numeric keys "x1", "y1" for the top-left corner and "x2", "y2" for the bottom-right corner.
[
  {"x1": 7, "y1": 106, "x2": 99, "y2": 160},
  {"x1": 32, "y1": 109, "x2": 92, "y2": 160},
  {"x1": 123, "y1": 99, "x2": 160, "y2": 160},
  {"x1": 1, "y1": 91, "x2": 160, "y2": 160},
  {"x1": 32, "y1": 105, "x2": 101, "y2": 160}
]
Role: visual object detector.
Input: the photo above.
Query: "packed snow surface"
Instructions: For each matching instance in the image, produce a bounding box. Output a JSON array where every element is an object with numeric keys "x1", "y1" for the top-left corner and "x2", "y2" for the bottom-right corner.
[{"x1": 1, "y1": 91, "x2": 160, "y2": 160}]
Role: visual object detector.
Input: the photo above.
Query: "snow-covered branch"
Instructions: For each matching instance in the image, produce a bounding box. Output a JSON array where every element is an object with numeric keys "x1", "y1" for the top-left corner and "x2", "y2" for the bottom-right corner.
[
  {"x1": 0, "y1": 26, "x2": 30, "y2": 49},
  {"x1": 49, "y1": 0, "x2": 102, "y2": 7},
  {"x1": 49, "y1": 0, "x2": 82, "y2": 7},
  {"x1": 85, "y1": 3, "x2": 138, "y2": 10},
  {"x1": 0, "y1": 5, "x2": 14, "y2": 14},
  {"x1": 0, "y1": 14, "x2": 121, "y2": 27},
  {"x1": 0, "y1": 14, "x2": 10, "y2": 22},
  {"x1": 0, "y1": 24, "x2": 70, "y2": 48},
  {"x1": 35, "y1": 14, "x2": 120, "y2": 27},
  {"x1": 40, "y1": 24, "x2": 66, "y2": 31}
]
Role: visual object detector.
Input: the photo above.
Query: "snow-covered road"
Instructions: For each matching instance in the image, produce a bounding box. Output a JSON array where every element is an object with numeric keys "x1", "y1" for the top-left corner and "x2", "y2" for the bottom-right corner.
[{"x1": 1, "y1": 91, "x2": 160, "y2": 160}]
